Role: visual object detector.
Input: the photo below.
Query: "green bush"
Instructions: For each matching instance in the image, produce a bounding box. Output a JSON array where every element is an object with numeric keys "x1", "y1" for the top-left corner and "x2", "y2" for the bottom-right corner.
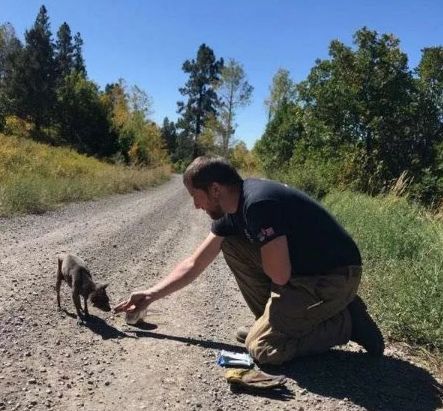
[{"x1": 273, "y1": 142, "x2": 354, "y2": 200}]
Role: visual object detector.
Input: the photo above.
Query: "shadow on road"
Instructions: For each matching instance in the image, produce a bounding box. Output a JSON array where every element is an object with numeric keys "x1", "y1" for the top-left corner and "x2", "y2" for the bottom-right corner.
[
  {"x1": 127, "y1": 329, "x2": 246, "y2": 352},
  {"x1": 91, "y1": 326, "x2": 442, "y2": 408},
  {"x1": 229, "y1": 384, "x2": 295, "y2": 401},
  {"x1": 269, "y1": 349, "x2": 443, "y2": 411},
  {"x1": 82, "y1": 314, "x2": 136, "y2": 340}
]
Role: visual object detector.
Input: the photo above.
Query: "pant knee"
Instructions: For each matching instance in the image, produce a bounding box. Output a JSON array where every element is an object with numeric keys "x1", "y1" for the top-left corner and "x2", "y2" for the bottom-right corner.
[{"x1": 246, "y1": 334, "x2": 287, "y2": 365}]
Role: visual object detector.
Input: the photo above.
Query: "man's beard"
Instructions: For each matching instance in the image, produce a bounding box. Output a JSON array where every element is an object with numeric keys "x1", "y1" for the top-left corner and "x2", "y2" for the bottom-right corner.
[{"x1": 207, "y1": 206, "x2": 225, "y2": 220}]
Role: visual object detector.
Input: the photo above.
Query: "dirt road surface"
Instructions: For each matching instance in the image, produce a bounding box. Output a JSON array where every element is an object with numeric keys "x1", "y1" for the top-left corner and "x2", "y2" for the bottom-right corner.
[{"x1": 1, "y1": 175, "x2": 441, "y2": 411}]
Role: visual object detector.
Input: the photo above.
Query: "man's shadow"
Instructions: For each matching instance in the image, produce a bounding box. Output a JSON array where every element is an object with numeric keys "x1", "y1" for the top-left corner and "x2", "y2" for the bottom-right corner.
[
  {"x1": 126, "y1": 327, "x2": 244, "y2": 352},
  {"x1": 128, "y1": 328, "x2": 442, "y2": 409},
  {"x1": 271, "y1": 349, "x2": 443, "y2": 411}
]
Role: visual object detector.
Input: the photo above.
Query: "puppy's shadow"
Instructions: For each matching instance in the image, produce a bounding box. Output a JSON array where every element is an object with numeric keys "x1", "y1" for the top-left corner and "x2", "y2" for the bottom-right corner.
[{"x1": 82, "y1": 314, "x2": 135, "y2": 340}]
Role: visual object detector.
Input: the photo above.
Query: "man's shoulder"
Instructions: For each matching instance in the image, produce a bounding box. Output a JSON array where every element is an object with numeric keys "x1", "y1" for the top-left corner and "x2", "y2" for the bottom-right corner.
[
  {"x1": 242, "y1": 178, "x2": 325, "y2": 216},
  {"x1": 243, "y1": 178, "x2": 296, "y2": 204}
]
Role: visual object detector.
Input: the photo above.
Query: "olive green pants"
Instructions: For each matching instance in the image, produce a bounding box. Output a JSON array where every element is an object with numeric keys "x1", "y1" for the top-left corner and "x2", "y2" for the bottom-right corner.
[{"x1": 221, "y1": 235, "x2": 361, "y2": 365}]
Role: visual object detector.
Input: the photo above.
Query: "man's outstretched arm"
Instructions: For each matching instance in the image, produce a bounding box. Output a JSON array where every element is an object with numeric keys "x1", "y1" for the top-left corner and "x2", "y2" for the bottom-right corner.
[{"x1": 114, "y1": 232, "x2": 224, "y2": 313}]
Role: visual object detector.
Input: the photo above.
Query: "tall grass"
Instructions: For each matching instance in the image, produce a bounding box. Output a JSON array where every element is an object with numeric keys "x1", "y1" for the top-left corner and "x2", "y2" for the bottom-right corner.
[
  {"x1": 324, "y1": 191, "x2": 443, "y2": 352},
  {"x1": 0, "y1": 133, "x2": 171, "y2": 216}
]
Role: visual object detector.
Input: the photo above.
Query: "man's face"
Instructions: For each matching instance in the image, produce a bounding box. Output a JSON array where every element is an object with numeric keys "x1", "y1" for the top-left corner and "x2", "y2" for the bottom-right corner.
[{"x1": 186, "y1": 183, "x2": 225, "y2": 220}]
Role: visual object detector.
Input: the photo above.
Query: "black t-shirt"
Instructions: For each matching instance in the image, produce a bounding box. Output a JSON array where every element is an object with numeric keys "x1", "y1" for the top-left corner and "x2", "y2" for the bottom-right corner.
[{"x1": 211, "y1": 178, "x2": 361, "y2": 276}]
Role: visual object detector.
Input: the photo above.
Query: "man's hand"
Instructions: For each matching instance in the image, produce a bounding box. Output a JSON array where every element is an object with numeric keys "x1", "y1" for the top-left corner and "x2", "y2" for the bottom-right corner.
[{"x1": 113, "y1": 290, "x2": 152, "y2": 314}]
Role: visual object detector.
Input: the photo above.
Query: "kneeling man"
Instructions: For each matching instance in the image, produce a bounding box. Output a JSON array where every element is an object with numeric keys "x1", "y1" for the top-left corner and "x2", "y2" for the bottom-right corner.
[{"x1": 115, "y1": 156, "x2": 384, "y2": 364}]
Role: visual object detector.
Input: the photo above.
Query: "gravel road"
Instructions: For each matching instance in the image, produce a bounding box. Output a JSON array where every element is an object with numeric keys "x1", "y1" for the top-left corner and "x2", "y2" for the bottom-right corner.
[{"x1": 0, "y1": 175, "x2": 441, "y2": 411}]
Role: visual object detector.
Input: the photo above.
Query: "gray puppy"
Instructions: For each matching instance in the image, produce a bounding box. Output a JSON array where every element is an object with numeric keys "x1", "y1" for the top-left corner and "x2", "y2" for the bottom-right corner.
[{"x1": 56, "y1": 254, "x2": 111, "y2": 322}]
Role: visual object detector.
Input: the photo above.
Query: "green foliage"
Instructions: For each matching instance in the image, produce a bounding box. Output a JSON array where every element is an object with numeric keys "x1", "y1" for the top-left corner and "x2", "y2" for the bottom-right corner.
[
  {"x1": 13, "y1": 6, "x2": 57, "y2": 134},
  {"x1": 127, "y1": 117, "x2": 169, "y2": 166},
  {"x1": 217, "y1": 59, "x2": 253, "y2": 155},
  {"x1": 161, "y1": 117, "x2": 177, "y2": 156},
  {"x1": 0, "y1": 10, "x2": 152, "y2": 163},
  {"x1": 274, "y1": 143, "x2": 350, "y2": 199},
  {"x1": 417, "y1": 47, "x2": 443, "y2": 118},
  {"x1": 264, "y1": 68, "x2": 297, "y2": 121},
  {"x1": 56, "y1": 71, "x2": 117, "y2": 156},
  {"x1": 72, "y1": 32, "x2": 86, "y2": 76},
  {"x1": 102, "y1": 79, "x2": 167, "y2": 165},
  {"x1": 254, "y1": 102, "x2": 304, "y2": 175},
  {"x1": 176, "y1": 43, "x2": 223, "y2": 158},
  {"x1": 54, "y1": 22, "x2": 75, "y2": 80},
  {"x1": 0, "y1": 23, "x2": 22, "y2": 129},
  {"x1": 229, "y1": 141, "x2": 257, "y2": 173},
  {"x1": 324, "y1": 191, "x2": 443, "y2": 351},
  {"x1": 255, "y1": 27, "x2": 443, "y2": 206},
  {"x1": 3, "y1": 115, "x2": 33, "y2": 139}
]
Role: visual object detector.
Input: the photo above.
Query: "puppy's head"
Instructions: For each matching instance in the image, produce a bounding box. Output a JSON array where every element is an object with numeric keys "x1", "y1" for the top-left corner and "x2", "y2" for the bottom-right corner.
[{"x1": 90, "y1": 283, "x2": 111, "y2": 312}]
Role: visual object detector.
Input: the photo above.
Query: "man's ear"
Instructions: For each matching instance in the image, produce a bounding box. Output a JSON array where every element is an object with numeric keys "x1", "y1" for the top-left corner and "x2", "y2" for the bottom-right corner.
[{"x1": 210, "y1": 182, "x2": 222, "y2": 198}]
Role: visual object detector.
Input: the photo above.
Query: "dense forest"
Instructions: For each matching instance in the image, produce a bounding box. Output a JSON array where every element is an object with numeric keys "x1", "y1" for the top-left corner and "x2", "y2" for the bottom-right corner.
[{"x1": 1, "y1": 5, "x2": 442, "y2": 206}]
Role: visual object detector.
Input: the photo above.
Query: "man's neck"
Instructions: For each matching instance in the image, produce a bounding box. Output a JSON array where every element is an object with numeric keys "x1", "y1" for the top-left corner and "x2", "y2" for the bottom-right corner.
[{"x1": 224, "y1": 183, "x2": 242, "y2": 214}]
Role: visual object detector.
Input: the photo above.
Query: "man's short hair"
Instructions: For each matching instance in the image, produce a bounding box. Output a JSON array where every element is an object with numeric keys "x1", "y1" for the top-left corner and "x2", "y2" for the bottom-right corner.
[{"x1": 183, "y1": 156, "x2": 243, "y2": 191}]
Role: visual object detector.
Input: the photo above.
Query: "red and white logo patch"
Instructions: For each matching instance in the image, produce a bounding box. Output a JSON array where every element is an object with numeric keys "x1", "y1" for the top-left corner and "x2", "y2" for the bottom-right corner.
[
  {"x1": 261, "y1": 227, "x2": 275, "y2": 237},
  {"x1": 258, "y1": 227, "x2": 275, "y2": 242}
]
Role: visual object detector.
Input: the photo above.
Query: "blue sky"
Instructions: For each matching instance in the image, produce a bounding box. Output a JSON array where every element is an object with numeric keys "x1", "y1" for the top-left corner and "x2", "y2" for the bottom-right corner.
[{"x1": 2, "y1": 0, "x2": 443, "y2": 148}]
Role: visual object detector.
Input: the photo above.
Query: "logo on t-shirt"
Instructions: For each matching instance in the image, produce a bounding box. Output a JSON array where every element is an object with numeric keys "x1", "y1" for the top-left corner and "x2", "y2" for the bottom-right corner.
[{"x1": 257, "y1": 227, "x2": 275, "y2": 242}]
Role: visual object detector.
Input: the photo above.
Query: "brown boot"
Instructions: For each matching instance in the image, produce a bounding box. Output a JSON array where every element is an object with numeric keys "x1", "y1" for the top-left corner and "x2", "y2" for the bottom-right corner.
[
  {"x1": 348, "y1": 295, "x2": 385, "y2": 356},
  {"x1": 236, "y1": 326, "x2": 250, "y2": 343}
]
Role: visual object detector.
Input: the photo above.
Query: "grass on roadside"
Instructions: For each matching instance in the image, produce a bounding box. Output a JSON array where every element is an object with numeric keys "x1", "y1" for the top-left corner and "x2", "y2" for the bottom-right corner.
[
  {"x1": 324, "y1": 191, "x2": 443, "y2": 354},
  {"x1": 0, "y1": 133, "x2": 171, "y2": 216}
]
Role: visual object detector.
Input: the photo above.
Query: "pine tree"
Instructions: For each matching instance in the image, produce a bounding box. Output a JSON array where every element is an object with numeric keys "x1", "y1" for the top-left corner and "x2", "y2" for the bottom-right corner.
[
  {"x1": 73, "y1": 32, "x2": 86, "y2": 76},
  {"x1": 15, "y1": 5, "x2": 57, "y2": 136},
  {"x1": 161, "y1": 117, "x2": 177, "y2": 156},
  {"x1": 176, "y1": 44, "x2": 223, "y2": 158},
  {"x1": 54, "y1": 22, "x2": 74, "y2": 80}
]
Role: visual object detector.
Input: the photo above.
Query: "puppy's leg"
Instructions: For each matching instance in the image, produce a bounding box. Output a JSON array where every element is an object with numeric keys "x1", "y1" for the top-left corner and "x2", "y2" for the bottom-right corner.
[
  {"x1": 83, "y1": 296, "x2": 89, "y2": 317},
  {"x1": 56, "y1": 257, "x2": 63, "y2": 310},
  {"x1": 72, "y1": 275, "x2": 84, "y2": 324},
  {"x1": 72, "y1": 290, "x2": 83, "y2": 320}
]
